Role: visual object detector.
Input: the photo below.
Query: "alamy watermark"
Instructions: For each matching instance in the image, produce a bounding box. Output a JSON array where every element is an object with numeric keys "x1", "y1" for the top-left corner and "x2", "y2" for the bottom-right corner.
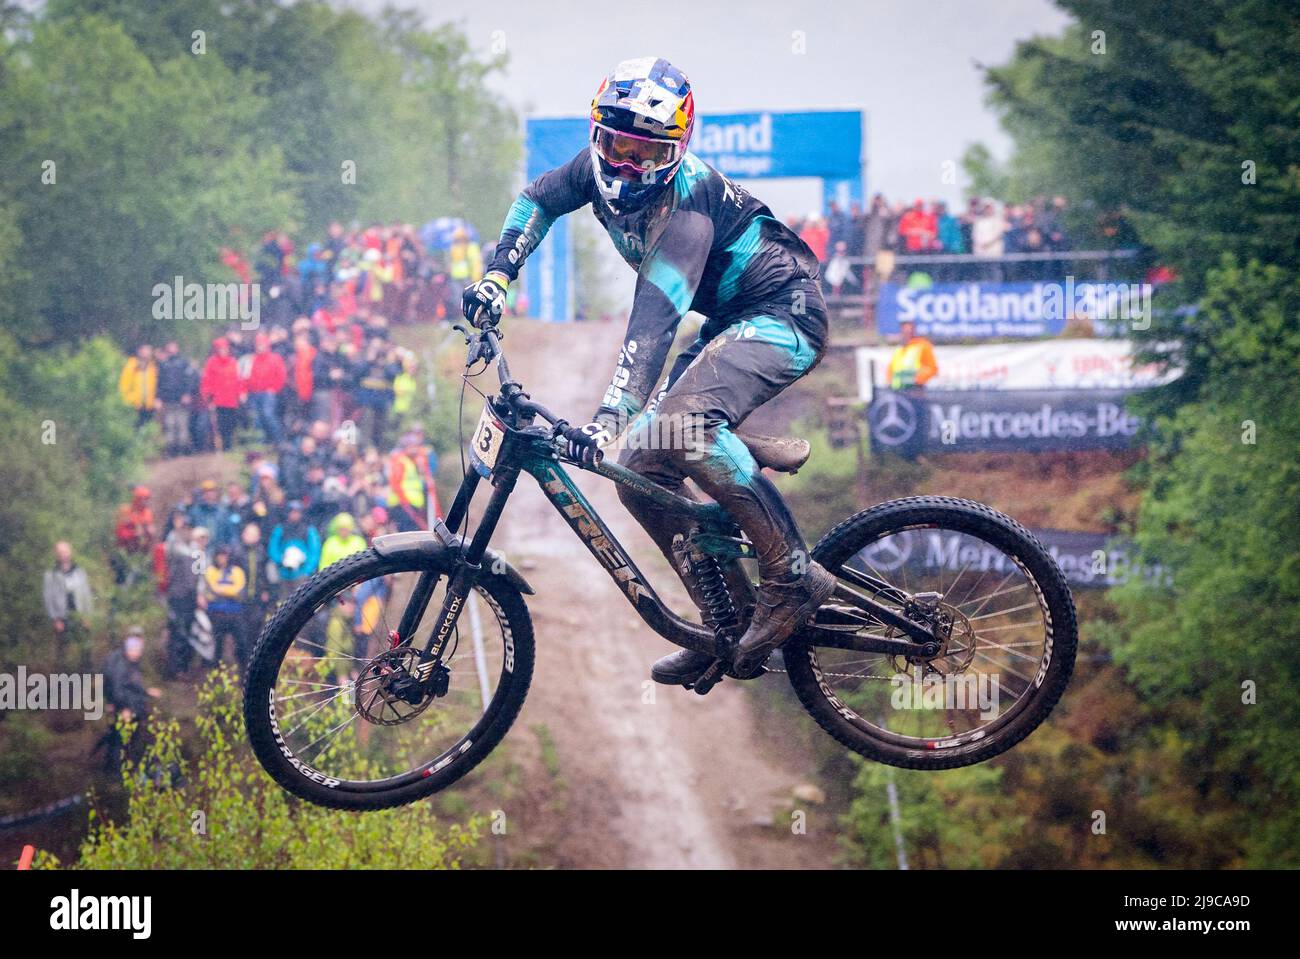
[
  {"x1": 152, "y1": 275, "x2": 260, "y2": 329},
  {"x1": 0, "y1": 667, "x2": 103, "y2": 720},
  {"x1": 890, "y1": 665, "x2": 1000, "y2": 720}
]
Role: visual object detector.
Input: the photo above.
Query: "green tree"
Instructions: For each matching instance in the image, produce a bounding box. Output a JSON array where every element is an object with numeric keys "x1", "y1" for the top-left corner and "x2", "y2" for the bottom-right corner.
[
  {"x1": 45, "y1": 0, "x2": 520, "y2": 239},
  {"x1": 0, "y1": 16, "x2": 297, "y2": 345},
  {"x1": 972, "y1": 0, "x2": 1300, "y2": 865},
  {"x1": 843, "y1": 760, "x2": 1024, "y2": 869},
  {"x1": 0, "y1": 331, "x2": 147, "y2": 660},
  {"x1": 1109, "y1": 260, "x2": 1300, "y2": 865}
]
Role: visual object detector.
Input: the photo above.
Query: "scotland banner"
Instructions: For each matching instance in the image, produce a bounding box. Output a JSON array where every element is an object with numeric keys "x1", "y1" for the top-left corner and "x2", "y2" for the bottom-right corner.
[
  {"x1": 876, "y1": 279, "x2": 1152, "y2": 340},
  {"x1": 866, "y1": 388, "x2": 1143, "y2": 454}
]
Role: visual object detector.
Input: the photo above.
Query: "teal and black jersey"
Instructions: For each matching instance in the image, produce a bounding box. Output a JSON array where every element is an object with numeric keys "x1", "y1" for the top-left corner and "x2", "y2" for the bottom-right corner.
[{"x1": 485, "y1": 149, "x2": 821, "y2": 421}]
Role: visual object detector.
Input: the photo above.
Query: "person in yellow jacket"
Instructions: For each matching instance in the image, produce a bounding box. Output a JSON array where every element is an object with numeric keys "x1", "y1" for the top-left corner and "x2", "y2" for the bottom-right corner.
[
  {"x1": 447, "y1": 227, "x2": 483, "y2": 285},
  {"x1": 391, "y1": 349, "x2": 418, "y2": 418},
  {"x1": 203, "y1": 544, "x2": 247, "y2": 665},
  {"x1": 119, "y1": 345, "x2": 158, "y2": 428},
  {"x1": 319, "y1": 512, "x2": 367, "y2": 570},
  {"x1": 886, "y1": 320, "x2": 939, "y2": 390},
  {"x1": 359, "y1": 248, "x2": 394, "y2": 304}
]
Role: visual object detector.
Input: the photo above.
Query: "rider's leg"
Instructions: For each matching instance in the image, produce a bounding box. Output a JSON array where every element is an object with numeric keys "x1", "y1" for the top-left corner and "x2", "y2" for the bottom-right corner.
[
  {"x1": 621, "y1": 279, "x2": 835, "y2": 681},
  {"x1": 615, "y1": 332, "x2": 713, "y2": 583},
  {"x1": 615, "y1": 447, "x2": 722, "y2": 685}
]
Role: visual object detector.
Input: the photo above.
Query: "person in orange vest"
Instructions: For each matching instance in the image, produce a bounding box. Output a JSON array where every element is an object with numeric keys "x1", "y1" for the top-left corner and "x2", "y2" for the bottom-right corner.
[
  {"x1": 387, "y1": 429, "x2": 438, "y2": 532},
  {"x1": 886, "y1": 320, "x2": 939, "y2": 390}
]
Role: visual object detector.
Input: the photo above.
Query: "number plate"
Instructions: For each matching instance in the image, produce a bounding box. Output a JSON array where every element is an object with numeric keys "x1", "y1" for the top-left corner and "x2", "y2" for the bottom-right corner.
[{"x1": 469, "y1": 402, "x2": 506, "y2": 477}]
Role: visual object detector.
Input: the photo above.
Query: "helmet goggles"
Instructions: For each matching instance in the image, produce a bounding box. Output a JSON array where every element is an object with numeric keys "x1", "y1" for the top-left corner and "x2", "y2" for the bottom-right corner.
[{"x1": 591, "y1": 123, "x2": 682, "y2": 180}]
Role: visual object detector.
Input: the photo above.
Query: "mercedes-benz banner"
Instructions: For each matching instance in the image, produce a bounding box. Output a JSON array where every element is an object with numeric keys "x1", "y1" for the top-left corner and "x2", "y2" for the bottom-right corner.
[
  {"x1": 866, "y1": 388, "x2": 1143, "y2": 454},
  {"x1": 847, "y1": 526, "x2": 1166, "y2": 590}
]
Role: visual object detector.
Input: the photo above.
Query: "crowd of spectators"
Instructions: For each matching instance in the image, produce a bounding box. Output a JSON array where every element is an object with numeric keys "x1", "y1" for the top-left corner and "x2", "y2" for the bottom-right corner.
[
  {"x1": 102, "y1": 423, "x2": 440, "y2": 684},
  {"x1": 118, "y1": 220, "x2": 517, "y2": 456},
  {"x1": 75, "y1": 221, "x2": 491, "y2": 767},
  {"x1": 788, "y1": 194, "x2": 1077, "y2": 293},
  {"x1": 103, "y1": 414, "x2": 436, "y2": 662}
]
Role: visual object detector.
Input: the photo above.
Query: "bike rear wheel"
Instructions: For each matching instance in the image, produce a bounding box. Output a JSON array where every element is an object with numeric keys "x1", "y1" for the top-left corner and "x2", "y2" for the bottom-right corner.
[
  {"x1": 785, "y1": 496, "x2": 1077, "y2": 769},
  {"x1": 243, "y1": 548, "x2": 534, "y2": 810}
]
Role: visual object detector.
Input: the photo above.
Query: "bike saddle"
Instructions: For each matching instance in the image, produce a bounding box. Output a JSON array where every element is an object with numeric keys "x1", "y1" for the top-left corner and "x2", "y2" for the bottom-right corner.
[{"x1": 736, "y1": 432, "x2": 811, "y2": 474}]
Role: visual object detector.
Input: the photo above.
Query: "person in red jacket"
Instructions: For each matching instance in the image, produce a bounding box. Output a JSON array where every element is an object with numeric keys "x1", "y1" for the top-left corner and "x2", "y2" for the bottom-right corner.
[
  {"x1": 798, "y1": 214, "x2": 830, "y2": 263},
  {"x1": 200, "y1": 337, "x2": 243, "y2": 451},
  {"x1": 898, "y1": 199, "x2": 938, "y2": 253},
  {"x1": 244, "y1": 332, "x2": 287, "y2": 443},
  {"x1": 290, "y1": 333, "x2": 317, "y2": 426}
]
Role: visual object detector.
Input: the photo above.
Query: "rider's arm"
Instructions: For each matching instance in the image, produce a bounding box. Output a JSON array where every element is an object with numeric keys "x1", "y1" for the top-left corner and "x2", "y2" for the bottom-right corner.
[
  {"x1": 596, "y1": 210, "x2": 714, "y2": 427},
  {"x1": 484, "y1": 150, "x2": 594, "y2": 286}
]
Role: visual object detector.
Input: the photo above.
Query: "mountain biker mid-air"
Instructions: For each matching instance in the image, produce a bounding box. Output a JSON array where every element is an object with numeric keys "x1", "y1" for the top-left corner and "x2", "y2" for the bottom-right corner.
[{"x1": 462, "y1": 56, "x2": 837, "y2": 687}]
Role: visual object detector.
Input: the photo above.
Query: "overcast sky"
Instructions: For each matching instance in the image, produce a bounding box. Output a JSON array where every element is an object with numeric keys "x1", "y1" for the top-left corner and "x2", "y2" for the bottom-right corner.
[{"x1": 355, "y1": 0, "x2": 1073, "y2": 213}]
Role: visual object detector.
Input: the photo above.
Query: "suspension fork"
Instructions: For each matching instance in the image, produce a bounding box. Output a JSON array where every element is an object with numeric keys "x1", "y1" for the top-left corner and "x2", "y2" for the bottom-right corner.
[
  {"x1": 442, "y1": 461, "x2": 481, "y2": 534},
  {"x1": 417, "y1": 464, "x2": 520, "y2": 660},
  {"x1": 388, "y1": 465, "x2": 482, "y2": 648}
]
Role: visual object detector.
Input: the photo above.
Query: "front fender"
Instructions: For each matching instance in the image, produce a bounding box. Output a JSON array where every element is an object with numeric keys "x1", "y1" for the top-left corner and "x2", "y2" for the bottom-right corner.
[{"x1": 372, "y1": 531, "x2": 535, "y2": 595}]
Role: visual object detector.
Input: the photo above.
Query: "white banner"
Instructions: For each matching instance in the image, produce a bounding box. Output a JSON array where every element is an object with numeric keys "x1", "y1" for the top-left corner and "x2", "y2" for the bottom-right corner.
[{"x1": 856, "y1": 339, "x2": 1180, "y2": 401}]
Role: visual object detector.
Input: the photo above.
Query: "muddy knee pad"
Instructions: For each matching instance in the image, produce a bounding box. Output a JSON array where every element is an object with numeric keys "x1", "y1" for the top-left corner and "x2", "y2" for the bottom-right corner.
[{"x1": 683, "y1": 425, "x2": 810, "y2": 581}]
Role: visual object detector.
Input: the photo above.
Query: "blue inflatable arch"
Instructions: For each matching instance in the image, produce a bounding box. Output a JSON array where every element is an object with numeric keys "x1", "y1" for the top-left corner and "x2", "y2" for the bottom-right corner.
[{"x1": 520, "y1": 109, "x2": 865, "y2": 320}]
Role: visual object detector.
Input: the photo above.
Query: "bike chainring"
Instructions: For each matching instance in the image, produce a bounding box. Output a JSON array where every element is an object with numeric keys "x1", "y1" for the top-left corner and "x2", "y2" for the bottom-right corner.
[{"x1": 354, "y1": 647, "x2": 451, "y2": 726}]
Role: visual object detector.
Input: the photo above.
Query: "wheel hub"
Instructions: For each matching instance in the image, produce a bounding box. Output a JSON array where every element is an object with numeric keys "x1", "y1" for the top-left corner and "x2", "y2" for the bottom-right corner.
[
  {"x1": 890, "y1": 593, "x2": 976, "y2": 675},
  {"x1": 354, "y1": 647, "x2": 450, "y2": 726}
]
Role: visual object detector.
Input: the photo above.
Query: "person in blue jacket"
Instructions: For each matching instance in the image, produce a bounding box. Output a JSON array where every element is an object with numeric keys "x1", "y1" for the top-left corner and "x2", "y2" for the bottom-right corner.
[{"x1": 267, "y1": 500, "x2": 321, "y2": 596}]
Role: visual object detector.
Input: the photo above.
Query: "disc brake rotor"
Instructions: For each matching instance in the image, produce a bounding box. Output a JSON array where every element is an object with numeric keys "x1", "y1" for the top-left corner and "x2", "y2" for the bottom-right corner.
[{"x1": 354, "y1": 647, "x2": 446, "y2": 726}]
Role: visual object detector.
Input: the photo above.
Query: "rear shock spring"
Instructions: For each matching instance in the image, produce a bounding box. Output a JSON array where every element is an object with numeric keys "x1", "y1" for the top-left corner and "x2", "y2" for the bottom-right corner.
[{"x1": 691, "y1": 548, "x2": 741, "y2": 641}]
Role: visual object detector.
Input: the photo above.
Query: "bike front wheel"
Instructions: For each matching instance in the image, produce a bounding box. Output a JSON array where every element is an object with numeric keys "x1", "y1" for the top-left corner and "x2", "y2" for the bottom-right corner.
[
  {"x1": 785, "y1": 496, "x2": 1077, "y2": 770},
  {"x1": 243, "y1": 548, "x2": 535, "y2": 810}
]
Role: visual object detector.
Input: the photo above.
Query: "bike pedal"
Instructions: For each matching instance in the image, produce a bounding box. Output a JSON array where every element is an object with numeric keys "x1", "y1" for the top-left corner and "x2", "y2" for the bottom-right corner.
[{"x1": 691, "y1": 659, "x2": 727, "y2": 695}]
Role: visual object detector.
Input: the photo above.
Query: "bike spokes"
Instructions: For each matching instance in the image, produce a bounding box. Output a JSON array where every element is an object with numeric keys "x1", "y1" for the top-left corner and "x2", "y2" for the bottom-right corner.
[
  {"x1": 267, "y1": 569, "x2": 508, "y2": 786},
  {"x1": 807, "y1": 524, "x2": 1051, "y2": 744}
]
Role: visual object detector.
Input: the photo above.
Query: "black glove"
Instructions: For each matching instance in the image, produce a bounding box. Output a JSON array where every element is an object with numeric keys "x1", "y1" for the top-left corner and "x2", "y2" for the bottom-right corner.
[
  {"x1": 461, "y1": 273, "x2": 508, "y2": 328},
  {"x1": 563, "y1": 420, "x2": 613, "y2": 467}
]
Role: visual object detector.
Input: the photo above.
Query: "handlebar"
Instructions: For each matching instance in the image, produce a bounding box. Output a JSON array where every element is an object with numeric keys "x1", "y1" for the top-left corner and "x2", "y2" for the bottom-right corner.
[{"x1": 456, "y1": 320, "x2": 566, "y2": 437}]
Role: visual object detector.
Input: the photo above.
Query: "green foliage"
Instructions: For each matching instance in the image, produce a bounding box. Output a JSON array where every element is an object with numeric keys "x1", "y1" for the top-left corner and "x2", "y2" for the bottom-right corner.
[
  {"x1": 0, "y1": 331, "x2": 147, "y2": 660},
  {"x1": 918, "y1": 0, "x2": 1300, "y2": 869},
  {"x1": 0, "y1": 15, "x2": 298, "y2": 345},
  {"x1": 979, "y1": 1, "x2": 1300, "y2": 400},
  {"x1": 0, "y1": 713, "x2": 58, "y2": 805},
  {"x1": 842, "y1": 759, "x2": 1023, "y2": 869},
  {"x1": 1, "y1": 2, "x2": 519, "y2": 349},
  {"x1": 1109, "y1": 260, "x2": 1300, "y2": 865},
  {"x1": 46, "y1": 669, "x2": 479, "y2": 869}
]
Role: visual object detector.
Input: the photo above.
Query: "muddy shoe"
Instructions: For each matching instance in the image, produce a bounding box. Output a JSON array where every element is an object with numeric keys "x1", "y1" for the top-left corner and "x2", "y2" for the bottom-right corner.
[
  {"x1": 650, "y1": 648, "x2": 717, "y2": 686},
  {"x1": 732, "y1": 562, "x2": 837, "y2": 676}
]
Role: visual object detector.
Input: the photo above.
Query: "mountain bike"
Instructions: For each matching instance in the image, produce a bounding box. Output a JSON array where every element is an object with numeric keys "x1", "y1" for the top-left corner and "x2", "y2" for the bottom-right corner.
[{"x1": 244, "y1": 323, "x2": 1078, "y2": 810}]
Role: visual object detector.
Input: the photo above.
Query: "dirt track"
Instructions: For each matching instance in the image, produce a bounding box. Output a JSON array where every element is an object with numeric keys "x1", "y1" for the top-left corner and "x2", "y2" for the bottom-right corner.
[{"x1": 485, "y1": 319, "x2": 839, "y2": 869}]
